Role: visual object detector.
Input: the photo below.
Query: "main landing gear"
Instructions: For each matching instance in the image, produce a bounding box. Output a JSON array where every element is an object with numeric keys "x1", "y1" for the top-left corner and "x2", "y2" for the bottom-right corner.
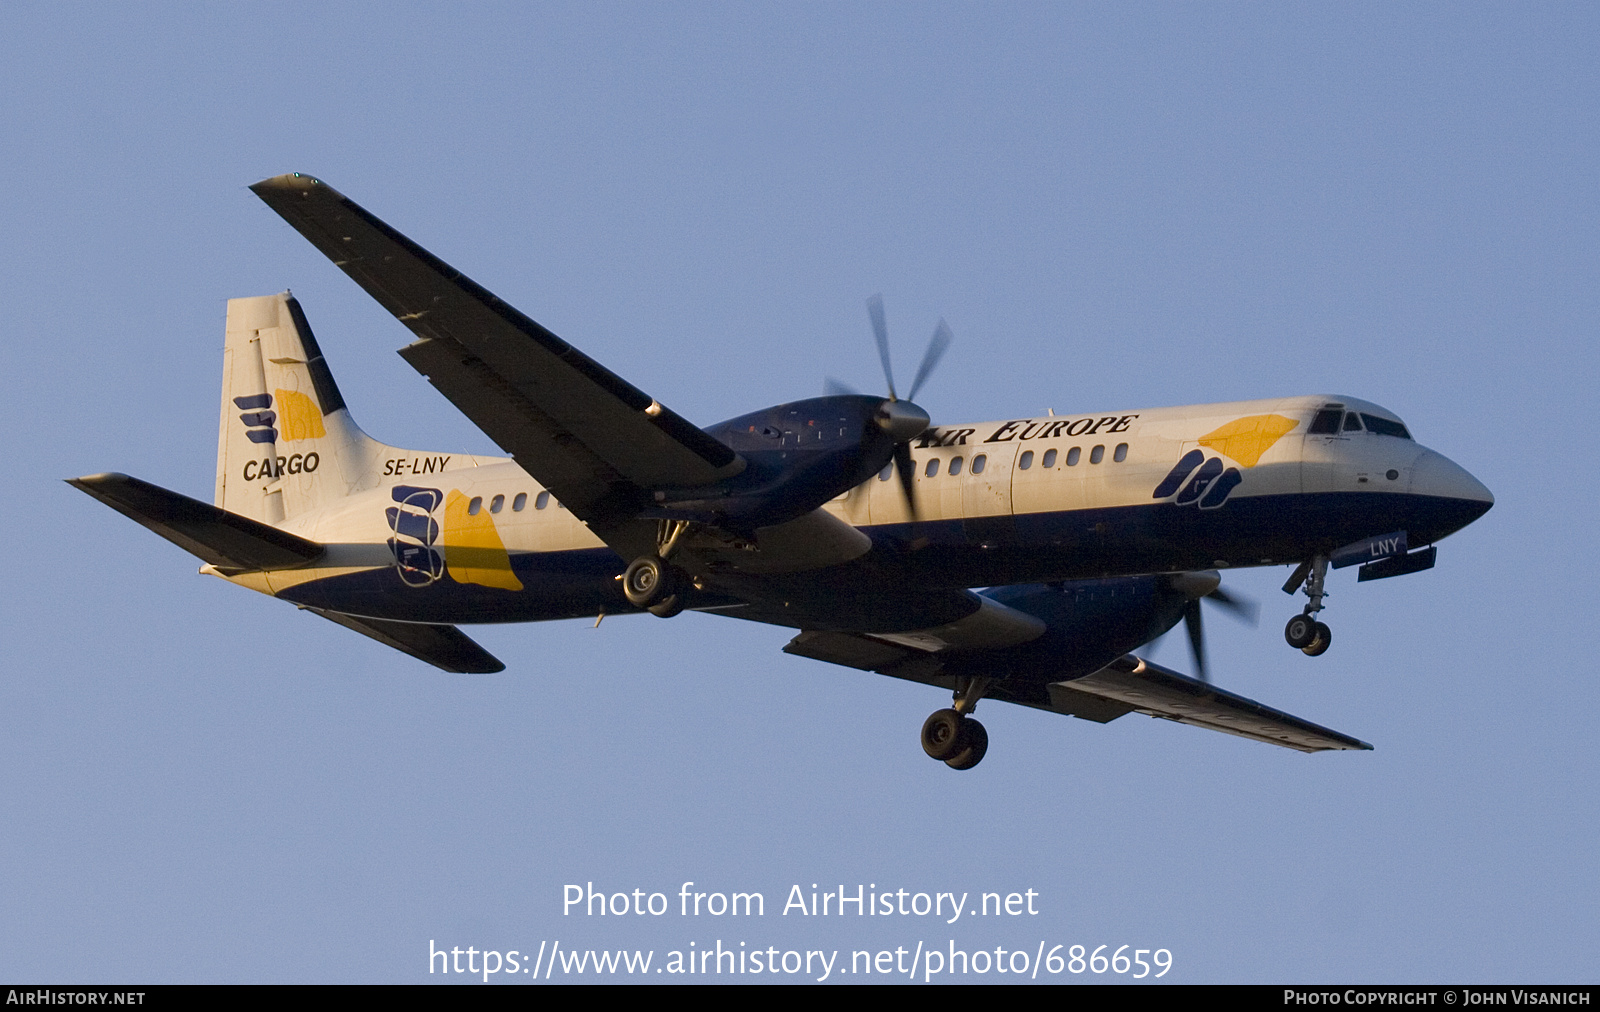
[
  {"x1": 1282, "y1": 554, "x2": 1332, "y2": 656},
  {"x1": 622, "y1": 521, "x2": 697, "y2": 618},
  {"x1": 920, "y1": 676, "x2": 990, "y2": 770}
]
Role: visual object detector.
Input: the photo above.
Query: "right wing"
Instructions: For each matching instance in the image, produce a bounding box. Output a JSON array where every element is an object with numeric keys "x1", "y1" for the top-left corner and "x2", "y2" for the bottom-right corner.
[{"x1": 250, "y1": 173, "x2": 744, "y2": 556}]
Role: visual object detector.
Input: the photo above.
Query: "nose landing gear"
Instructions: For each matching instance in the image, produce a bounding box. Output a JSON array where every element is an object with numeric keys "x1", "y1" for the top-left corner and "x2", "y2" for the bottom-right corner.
[
  {"x1": 920, "y1": 677, "x2": 991, "y2": 770},
  {"x1": 1282, "y1": 555, "x2": 1332, "y2": 656}
]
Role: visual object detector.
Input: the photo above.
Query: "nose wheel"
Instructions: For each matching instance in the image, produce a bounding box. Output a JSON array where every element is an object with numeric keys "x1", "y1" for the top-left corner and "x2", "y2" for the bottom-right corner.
[
  {"x1": 920, "y1": 677, "x2": 991, "y2": 770},
  {"x1": 1282, "y1": 554, "x2": 1333, "y2": 656},
  {"x1": 1284, "y1": 614, "x2": 1331, "y2": 655}
]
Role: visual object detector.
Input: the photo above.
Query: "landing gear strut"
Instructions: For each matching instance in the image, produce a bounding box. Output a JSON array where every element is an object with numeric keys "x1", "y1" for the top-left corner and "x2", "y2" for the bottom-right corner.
[
  {"x1": 920, "y1": 676, "x2": 991, "y2": 770},
  {"x1": 1282, "y1": 555, "x2": 1333, "y2": 656}
]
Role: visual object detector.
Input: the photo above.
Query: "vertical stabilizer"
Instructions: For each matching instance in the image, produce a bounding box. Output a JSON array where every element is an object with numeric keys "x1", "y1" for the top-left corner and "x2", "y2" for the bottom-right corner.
[{"x1": 216, "y1": 293, "x2": 383, "y2": 523}]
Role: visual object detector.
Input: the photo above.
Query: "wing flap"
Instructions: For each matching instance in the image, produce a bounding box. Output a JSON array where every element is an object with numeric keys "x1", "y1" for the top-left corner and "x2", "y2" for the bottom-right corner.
[
  {"x1": 309, "y1": 609, "x2": 505, "y2": 674},
  {"x1": 249, "y1": 174, "x2": 742, "y2": 509},
  {"x1": 69, "y1": 472, "x2": 323, "y2": 573}
]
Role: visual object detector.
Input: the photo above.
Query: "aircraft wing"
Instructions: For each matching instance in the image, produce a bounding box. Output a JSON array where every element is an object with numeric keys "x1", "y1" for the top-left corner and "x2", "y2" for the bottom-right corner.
[
  {"x1": 250, "y1": 174, "x2": 743, "y2": 553},
  {"x1": 785, "y1": 633, "x2": 1371, "y2": 753}
]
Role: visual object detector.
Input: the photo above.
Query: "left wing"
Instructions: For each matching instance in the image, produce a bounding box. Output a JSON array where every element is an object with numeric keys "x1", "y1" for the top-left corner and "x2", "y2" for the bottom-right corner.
[
  {"x1": 250, "y1": 173, "x2": 744, "y2": 556},
  {"x1": 785, "y1": 633, "x2": 1371, "y2": 753}
]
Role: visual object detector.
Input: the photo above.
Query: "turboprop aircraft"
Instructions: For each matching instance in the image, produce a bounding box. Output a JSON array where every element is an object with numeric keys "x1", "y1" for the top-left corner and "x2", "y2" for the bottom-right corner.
[{"x1": 71, "y1": 174, "x2": 1494, "y2": 769}]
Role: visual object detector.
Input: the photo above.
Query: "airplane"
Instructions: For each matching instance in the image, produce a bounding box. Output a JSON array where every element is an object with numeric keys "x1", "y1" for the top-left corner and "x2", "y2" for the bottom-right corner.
[{"x1": 71, "y1": 173, "x2": 1494, "y2": 770}]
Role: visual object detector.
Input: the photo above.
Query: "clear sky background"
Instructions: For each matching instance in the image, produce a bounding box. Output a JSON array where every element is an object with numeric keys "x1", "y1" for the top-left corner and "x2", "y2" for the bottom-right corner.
[{"x1": 2, "y1": 3, "x2": 1594, "y2": 984}]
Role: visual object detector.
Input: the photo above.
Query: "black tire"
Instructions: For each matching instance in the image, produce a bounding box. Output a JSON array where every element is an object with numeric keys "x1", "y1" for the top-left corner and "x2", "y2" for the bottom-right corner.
[
  {"x1": 1285, "y1": 613, "x2": 1317, "y2": 649},
  {"x1": 623, "y1": 556, "x2": 671, "y2": 607},
  {"x1": 945, "y1": 719, "x2": 989, "y2": 770},
  {"x1": 920, "y1": 709, "x2": 965, "y2": 761},
  {"x1": 648, "y1": 594, "x2": 685, "y2": 619},
  {"x1": 1302, "y1": 622, "x2": 1332, "y2": 656}
]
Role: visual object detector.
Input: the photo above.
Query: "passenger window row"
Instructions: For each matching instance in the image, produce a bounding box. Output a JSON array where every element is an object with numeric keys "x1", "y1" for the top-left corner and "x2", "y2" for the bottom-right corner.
[
  {"x1": 1020, "y1": 442, "x2": 1128, "y2": 469},
  {"x1": 875, "y1": 443, "x2": 1131, "y2": 481},
  {"x1": 465, "y1": 490, "x2": 559, "y2": 515}
]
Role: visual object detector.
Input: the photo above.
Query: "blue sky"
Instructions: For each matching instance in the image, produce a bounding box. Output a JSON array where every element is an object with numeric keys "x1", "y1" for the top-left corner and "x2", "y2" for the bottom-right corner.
[{"x1": 2, "y1": 3, "x2": 1594, "y2": 983}]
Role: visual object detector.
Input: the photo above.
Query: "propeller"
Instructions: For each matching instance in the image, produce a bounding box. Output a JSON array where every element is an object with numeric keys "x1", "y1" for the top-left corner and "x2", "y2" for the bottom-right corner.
[
  {"x1": 1163, "y1": 572, "x2": 1259, "y2": 684},
  {"x1": 865, "y1": 294, "x2": 950, "y2": 519}
]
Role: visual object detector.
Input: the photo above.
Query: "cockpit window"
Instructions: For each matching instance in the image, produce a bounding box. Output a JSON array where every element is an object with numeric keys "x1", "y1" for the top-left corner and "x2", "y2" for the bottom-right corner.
[
  {"x1": 1360, "y1": 413, "x2": 1411, "y2": 439},
  {"x1": 1342, "y1": 412, "x2": 1364, "y2": 432},
  {"x1": 1308, "y1": 409, "x2": 1342, "y2": 434}
]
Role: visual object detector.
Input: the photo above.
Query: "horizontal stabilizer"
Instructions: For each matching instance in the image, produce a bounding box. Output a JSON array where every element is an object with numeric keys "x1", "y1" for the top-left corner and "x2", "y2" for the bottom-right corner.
[
  {"x1": 68, "y1": 472, "x2": 323, "y2": 574},
  {"x1": 1061, "y1": 654, "x2": 1372, "y2": 752},
  {"x1": 309, "y1": 609, "x2": 505, "y2": 674}
]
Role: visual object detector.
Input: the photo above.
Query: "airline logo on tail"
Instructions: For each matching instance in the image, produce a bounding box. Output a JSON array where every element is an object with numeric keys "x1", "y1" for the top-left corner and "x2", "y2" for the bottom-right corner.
[
  {"x1": 233, "y1": 389, "x2": 326, "y2": 444},
  {"x1": 234, "y1": 394, "x2": 278, "y2": 443},
  {"x1": 1153, "y1": 414, "x2": 1299, "y2": 509}
]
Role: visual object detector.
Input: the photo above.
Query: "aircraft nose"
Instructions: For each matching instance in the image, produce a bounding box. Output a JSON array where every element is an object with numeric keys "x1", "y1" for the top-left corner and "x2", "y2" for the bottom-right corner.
[{"x1": 1412, "y1": 448, "x2": 1494, "y2": 507}]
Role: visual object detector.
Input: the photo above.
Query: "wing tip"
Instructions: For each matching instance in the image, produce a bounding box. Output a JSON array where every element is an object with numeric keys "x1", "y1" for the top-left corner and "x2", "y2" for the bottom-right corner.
[{"x1": 250, "y1": 172, "x2": 338, "y2": 198}]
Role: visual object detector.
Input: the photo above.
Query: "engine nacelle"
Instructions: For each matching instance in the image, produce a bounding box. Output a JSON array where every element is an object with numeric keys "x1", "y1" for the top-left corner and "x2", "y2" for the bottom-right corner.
[{"x1": 653, "y1": 395, "x2": 906, "y2": 531}]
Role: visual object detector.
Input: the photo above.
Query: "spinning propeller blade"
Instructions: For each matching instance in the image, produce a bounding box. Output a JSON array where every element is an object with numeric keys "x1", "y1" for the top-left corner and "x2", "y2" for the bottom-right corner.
[
  {"x1": 867, "y1": 294, "x2": 896, "y2": 402},
  {"x1": 908, "y1": 319, "x2": 953, "y2": 404},
  {"x1": 1184, "y1": 599, "x2": 1208, "y2": 683},
  {"x1": 1162, "y1": 573, "x2": 1259, "y2": 684}
]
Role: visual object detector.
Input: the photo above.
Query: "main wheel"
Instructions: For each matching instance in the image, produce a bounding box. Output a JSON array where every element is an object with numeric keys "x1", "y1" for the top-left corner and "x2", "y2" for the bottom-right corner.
[
  {"x1": 1302, "y1": 622, "x2": 1332, "y2": 656},
  {"x1": 623, "y1": 556, "x2": 674, "y2": 607},
  {"x1": 1285, "y1": 613, "x2": 1317, "y2": 649},
  {"x1": 920, "y1": 709, "x2": 965, "y2": 761},
  {"x1": 648, "y1": 594, "x2": 685, "y2": 619},
  {"x1": 945, "y1": 719, "x2": 989, "y2": 770}
]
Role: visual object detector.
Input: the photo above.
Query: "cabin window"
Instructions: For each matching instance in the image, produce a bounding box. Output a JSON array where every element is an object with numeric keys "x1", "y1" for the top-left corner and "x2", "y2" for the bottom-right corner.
[
  {"x1": 1114, "y1": 443, "x2": 1128, "y2": 462},
  {"x1": 1018, "y1": 450, "x2": 1034, "y2": 470},
  {"x1": 949, "y1": 456, "x2": 964, "y2": 476},
  {"x1": 1042, "y1": 448, "x2": 1057, "y2": 468},
  {"x1": 879, "y1": 464, "x2": 893, "y2": 481},
  {"x1": 925, "y1": 458, "x2": 940, "y2": 478},
  {"x1": 972, "y1": 454, "x2": 987, "y2": 474},
  {"x1": 535, "y1": 491, "x2": 550, "y2": 510},
  {"x1": 467, "y1": 496, "x2": 483, "y2": 515},
  {"x1": 1343, "y1": 412, "x2": 1364, "y2": 432},
  {"x1": 1309, "y1": 409, "x2": 1342, "y2": 434},
  {"x1": 1090, "y1": 445, "x2": 1105, "y2": 464},
  {"x1": 1066, "y1": 447, "x2": 1081, "y2": 466},
  {"x1": 512, "y1": 492, "x2": 527, "y2": 512},
  {"x1": 489, "y1": 494, "x2": 505, "y2": 513},
  {"x1": 1361, "y1": 414, "x2": 1412, "y2": 439}
]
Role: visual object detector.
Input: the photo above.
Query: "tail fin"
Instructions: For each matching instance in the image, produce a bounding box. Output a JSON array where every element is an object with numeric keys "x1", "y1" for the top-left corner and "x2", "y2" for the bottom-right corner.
[{"x1": 216, "y1": 293, "x2": 385, "y2": 523}]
